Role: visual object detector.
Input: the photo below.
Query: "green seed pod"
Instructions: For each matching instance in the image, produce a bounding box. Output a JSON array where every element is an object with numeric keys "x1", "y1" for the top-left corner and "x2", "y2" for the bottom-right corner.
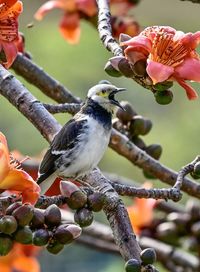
[
  {"x1": 12, "y1": 204, "x2": 34, "y2": 227},
  {"x1": 33, "y1": 229, "x2": 50, "y2": 246},
  {"x1": 153, "y1": 81, "x2": 173, "y2": 92},
  {"x1": 116, "y1": 101, "x2": 137, "y2": 123},
  {"x1": 193, "y1": 161, "x2": 200, "y2": 177},
  {"x1": 132, "y1": 59, "x2": 147, "y2": 77},
  {"x1": 131, "y1": 137, "x2": 146, "y2": 150},
  {"x1": 87, "y1": 192, "x2": 105, "y2": 212},
  {"x1": 46, "y1": 240, "x2": 64, "y2": 255},
  {"x1": 74, "y1": 208, "x2": 94, "y2": 227},
  {"x1": 140, "y1": 248, "x2": 157, "y2": 265},
  {"x1": 154, "y1": 90, "x2": 173, "y2": 105},
  {"x1": 104, "y1": 61, "x2": 122, "y2": 77},
  {"x1": 31, "y1": 208, "x2": 45, "y2": 228},
  {"x1": 66, "y1": 191, "x2": 87, "y2": 210},
  {"x1": 6, "y1": 202, "x2": 22, "y2": 215},
  {"x1": 0, "y1": 234, "x2": 13, "y2": 256},
  {"x1": 14, "y1": 226, "x2": 33, "y2": 244},
  {"x1": 129, "y1": 116, "x2": 146, "y2": 136},
  {"x1": 118, "y1": 58, "x2": 134, "y2": 78},
  {"x1": 44, "y1": 204, "x2": 61, "y2": 227},
  {"x1": 125, "y1": 258, "x2": 141, "y2": 272},
  {"x1": 54, "y1": 224, "x2": 74, "y2": 244},
  {"x1": 0, "y1": 215, "x2": 18, "y2": 234},
  {"x1": 145, "y1": 144, "x2": 162, "y2": 160}
]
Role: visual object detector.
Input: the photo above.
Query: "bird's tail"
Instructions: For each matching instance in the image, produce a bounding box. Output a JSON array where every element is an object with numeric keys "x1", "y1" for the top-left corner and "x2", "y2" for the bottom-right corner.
[{"x1": 38, "y1": 173, "x2": 57, "y2": 195}]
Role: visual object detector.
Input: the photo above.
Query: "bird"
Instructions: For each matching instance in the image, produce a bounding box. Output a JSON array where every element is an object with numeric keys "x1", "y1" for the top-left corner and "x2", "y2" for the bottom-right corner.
[{"x1": 37, "y1": 83, "x2": 125, "y2": 194}]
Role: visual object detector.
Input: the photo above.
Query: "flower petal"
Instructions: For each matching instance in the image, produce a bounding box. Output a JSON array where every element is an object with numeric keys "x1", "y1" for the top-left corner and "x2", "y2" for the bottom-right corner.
[
  {"x1": 0, "y1": 132, "x2": 10, "y2": 181},
  {"x1": 34, "y1": 1, "x2": 64, "y2": 20},
  {"x1": 77, "y1": 0, "x2": 97, "y2": 17},
  {"x1": 2, "y1": 41, "x2": 18, "y2": 68},
  {"x1": 59, "y1": 12, "x2": 80, "y2": 44},
  {"x1": 12, "y1": 255, "x2": 40, "y2": 272},
  {"x1": 175, "y1": 58, "x2": 200, "y2": 82},
  {"x1": 0, "y1": 169, "x2": 40, "y2": 204},
  {"x1": 147, "y1": 60, "x2": 174, "y2": 84},
  {"x1": 121, "y1": 35, "x2": 152, "y2": 53},
  {"x1": 174, "y1": 76, "x2": 198, "y2": 100}
]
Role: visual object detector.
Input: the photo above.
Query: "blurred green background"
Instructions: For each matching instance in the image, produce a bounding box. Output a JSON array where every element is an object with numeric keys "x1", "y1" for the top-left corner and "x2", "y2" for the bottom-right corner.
[{"x1": 1, "y1": 0, "x2": 200, "y2": 271}]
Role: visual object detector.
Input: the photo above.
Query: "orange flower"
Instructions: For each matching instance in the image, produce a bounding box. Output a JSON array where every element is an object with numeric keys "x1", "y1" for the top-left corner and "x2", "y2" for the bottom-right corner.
[
  {"x1": 127, "y1": 183, "x2": 157, "y2": 235},
  {"x1": 0, "y1": 0, "x2": 23, "y2": 68},
  {"x1": 35, "y1": 0, "x2": 97, "y2": 44},
  {"x1": 0, "y1": 132, "x2": 40, "y2": 205},
  {"x1": 0, "y1": 243, "x2": 40, "y2": 272}
]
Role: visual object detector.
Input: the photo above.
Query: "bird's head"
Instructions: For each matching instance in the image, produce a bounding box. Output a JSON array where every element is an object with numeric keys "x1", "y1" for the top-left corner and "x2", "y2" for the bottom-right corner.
[{"x1": 87, "y1": 84, "x2": 126, "y2": 112}]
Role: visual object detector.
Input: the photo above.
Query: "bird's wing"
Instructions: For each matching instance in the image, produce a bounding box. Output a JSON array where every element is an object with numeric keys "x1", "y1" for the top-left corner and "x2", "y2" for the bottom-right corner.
[{"x1": 37, "y1": 118, "x2": 87, "y2": 184}]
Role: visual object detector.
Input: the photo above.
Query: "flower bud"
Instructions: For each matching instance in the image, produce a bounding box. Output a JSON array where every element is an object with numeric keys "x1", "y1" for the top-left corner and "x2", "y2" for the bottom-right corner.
[
  {"x1": 104, "y1": 61, "x2": 122, "y2": 77},
  {"x1": 6, "y1": 202, "x2": 22, "y2": 215},
  {"x1": 193, "y1": 161, "x2": 200, "y2": 177},
  {"x1": 31, "y1": 208, "x2": 45, "y2": 228},
  {"x1": 119, "y1": 33, "x2": 132, "y2": 43},
  {"x1": 129, "y1": 115, "x2": 146, "y2": 136},
  {"x1": 140, "y1": 248, "x2": 156, "y2": 265},
  {"x1": 14, "y1": 226, "x2": 33, "y2": 244},
  {"x1": 116, "y1": 101, "x2": 137, "y2": 123},
  {"x1": 54, "y1": 224, "x2": 81, "y2": 244},
  {"x1": 87, "y1": 192, "x2": 105, "y2": 212},
  {"x1": 74, "y1": 208, "x2": 93, "y2": 227},
  {"x1": 0, "y1": 215, "x2": 18, "y2": 234},
  {"x1": 44, "y1": 204, "x2": 61, "y2": 227},
  {"x1": 154, "y1": 90, "x2": 173, "y2": 105},
  {"x1": 131, "y1": 137, "x2": 146, "y2": 150},
  {"x1": 156, "y1": 222, "x2": 178, "y2": 245},
  {"x1": 46, "y1": 240, "x2": 64, "y2": 254},
  {"x1": 118, "y1": 58, "x2": 134, "y2": 78},
  {"x1": 66, "y1": 191, "x2": 88, "y2": 210},
  {"x1": 142, "y1": 170, "x2": 156, "y2": 180},
  {"x1": 125, "y1": 258, "x2": 141, "y2": 272},
  {"x1": 33, "y1": 229, "x2": 50, "y2": 246},
  {"x1": 0, "y1": 234, "x2": 13, "y2": 256},
  {"x1": 60, "y1": 180, "x2": 81, "y2": 198},
  {"x1": 145, "y1": 144, "x2": 162, "y2": 160},
  {"x1": 153, "y1": 81, "x2": 173, "y2": 91},
  {"x1": 186, "y1": 199, "x2": 200, "y2": 220},
  {"x1": 132, "y1": 59, "x2": 147, "y2": 77},
  {"x1": 12, "y1": 204, "x2": 34, "y2": 227}
]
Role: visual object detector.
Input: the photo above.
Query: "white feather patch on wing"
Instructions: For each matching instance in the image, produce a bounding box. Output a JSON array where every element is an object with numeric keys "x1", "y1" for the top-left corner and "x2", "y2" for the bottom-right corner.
[{"x1": 39, "y1": 173, "x2": 58, "y2": 194}]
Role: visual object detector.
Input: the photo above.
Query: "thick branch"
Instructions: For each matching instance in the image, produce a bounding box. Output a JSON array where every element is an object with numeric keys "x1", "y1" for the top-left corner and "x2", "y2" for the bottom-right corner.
[
  {"x1": 12, "y1": 54, "x2": 80, "y2": 104},
  {"x1": 0, "y1": 65, "x2": 61, "y2": 141}
]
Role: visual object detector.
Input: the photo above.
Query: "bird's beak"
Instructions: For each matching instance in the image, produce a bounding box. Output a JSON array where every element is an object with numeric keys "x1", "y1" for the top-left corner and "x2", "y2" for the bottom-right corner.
[{"x1": 109, "y1": 88, "x2": 126, "y2": 110}]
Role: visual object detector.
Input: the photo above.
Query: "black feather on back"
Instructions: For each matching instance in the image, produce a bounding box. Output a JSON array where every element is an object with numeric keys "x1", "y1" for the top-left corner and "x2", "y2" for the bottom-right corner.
[{"x1": 37, "y1": 118, "x2": 87, "y2": 184}]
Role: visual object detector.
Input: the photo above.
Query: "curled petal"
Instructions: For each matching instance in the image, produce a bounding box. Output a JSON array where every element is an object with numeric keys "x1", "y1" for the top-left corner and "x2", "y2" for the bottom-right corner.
[
  {"x1": 2, "y1": 41, "x2": 18, "y2": 68},
  {"x1": 124, "y1": 47, "x2": 148, "y2": 64},
  {"x1": 175, "y1": 58, "x2": 200, "y2": 82},
  {"x1": 174, "y1": 76, "x2": 198, "y2": 100},
  {"x1": 147, "y1": 60, "x2": 174, "y2": 84},
  {"x1": 59, "y1": 13, "x2": 80, "y2": 44},
  {"x1": 0, "y1": 169, "x2": 40, "y2": 204},
  {"x1": 0, "y1": 132, "x2": 10, "y2": 181},
  {"x1": 34, "y1": 1, "x2": 65, "y2": 20},
  {"x1": 121, "y1": 35, "x2": 152, "y2": 53},
  {"x1": 0, "y1": 0, "x2": 23, "y2": 19},
  {"x1": 77, "y1": 0, "x2": 97, "y2": 17}
]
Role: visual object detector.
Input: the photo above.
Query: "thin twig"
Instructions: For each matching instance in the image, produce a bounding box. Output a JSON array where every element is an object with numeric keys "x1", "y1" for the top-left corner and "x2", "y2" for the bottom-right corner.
[{"x1": 43, "y1": 103, "x2": 81, "y2": 115}]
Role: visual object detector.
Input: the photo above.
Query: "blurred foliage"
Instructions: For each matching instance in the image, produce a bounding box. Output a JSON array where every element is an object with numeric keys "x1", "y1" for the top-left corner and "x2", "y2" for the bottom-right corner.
[{"x1": 0, "y1": 0, "x2": 200, "y2": 271}]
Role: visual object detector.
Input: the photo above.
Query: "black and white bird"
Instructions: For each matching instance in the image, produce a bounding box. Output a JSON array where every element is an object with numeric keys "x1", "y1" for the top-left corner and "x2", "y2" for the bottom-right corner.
[{"x1": 37, "y1": 83, "x2": 125, "y2": 194}]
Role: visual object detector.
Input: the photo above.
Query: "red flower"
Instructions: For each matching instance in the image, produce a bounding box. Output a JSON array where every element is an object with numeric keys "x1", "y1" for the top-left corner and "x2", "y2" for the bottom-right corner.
[
  {"x1": 0, "y1": 0, "x2": 23, "y2": 68},
  {"x1": 0, "y1": 132, "x2": 40, "y2": 205},
  {"x1": 35, "y1": 0, "x2": 97, "y2": 44},
  {"x1": 121, "y1": 26, "x2": 200, "y2": 100}
]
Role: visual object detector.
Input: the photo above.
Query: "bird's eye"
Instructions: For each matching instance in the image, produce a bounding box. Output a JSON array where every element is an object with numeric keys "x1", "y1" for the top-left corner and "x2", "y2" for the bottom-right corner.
[{"x1": 101, "y1": 90, "x2": 106, "y2": 94}]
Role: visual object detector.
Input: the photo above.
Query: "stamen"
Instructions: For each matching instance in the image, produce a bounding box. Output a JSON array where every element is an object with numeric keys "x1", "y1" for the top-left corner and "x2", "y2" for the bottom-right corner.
[{"x1": 9, "y1": 154, "x2": 29, "y2": 170}]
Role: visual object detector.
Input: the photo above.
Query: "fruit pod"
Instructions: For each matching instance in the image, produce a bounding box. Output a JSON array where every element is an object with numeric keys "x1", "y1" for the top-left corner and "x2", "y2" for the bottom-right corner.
[
  {"x1": 12, "y1": 204, "x2": 34, "y2": 226},
  {"x1": 0, "y1": 215, "x2": 18, "y2": 234},
  {"x1": 46, "y1": 240, "x2": 64, "y2": 255},
  {"x1": 54, "y1": 224, "x2": 82, "y2": 244},
  {"x1": 0, "y1": 234, "x2": 14, "y2": 256},
  {"x1": 6, "y1": 202, "x2": 22, "y2": 215},
  {"x1": 44, "y1": 204, "x2": 61, "y2": 227},
  {"x1": 33, "y1": 229, "x2": 50, "y2": 246},
  {"x1": 14, "y1": 226, "x2": 33, "y2": 244},
  {"x1": 74, "y1": 208, "x2": 94, "y2": 227}
]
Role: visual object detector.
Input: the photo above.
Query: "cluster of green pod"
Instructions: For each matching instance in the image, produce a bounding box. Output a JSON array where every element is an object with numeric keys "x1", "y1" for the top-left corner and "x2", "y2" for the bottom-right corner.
[
  {"x1": 113, "y1": 101, "x2": 162, "y2": 179},
  {"x1": 125, "y1": 248, "x2": 157, "y2": 272},
  {"x1": 0, "y1": 202, "x2": 81, "y2": 256},
  {"x1": 60, "y1": 181, "x2": 105, "y2": 228}
]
